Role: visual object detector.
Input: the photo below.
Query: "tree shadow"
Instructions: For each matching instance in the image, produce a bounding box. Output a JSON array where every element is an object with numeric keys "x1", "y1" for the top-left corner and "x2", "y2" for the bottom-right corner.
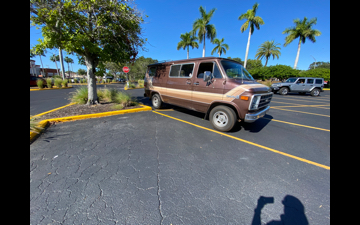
[{"x1": 252, "y1": 195, "x2": 309, "y2": 225}]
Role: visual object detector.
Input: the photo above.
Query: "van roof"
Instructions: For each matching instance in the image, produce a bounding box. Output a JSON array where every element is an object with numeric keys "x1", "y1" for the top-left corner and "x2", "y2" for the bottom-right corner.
[{"x1": 148, "y1": 57, "x2": 240, "y2": 67}]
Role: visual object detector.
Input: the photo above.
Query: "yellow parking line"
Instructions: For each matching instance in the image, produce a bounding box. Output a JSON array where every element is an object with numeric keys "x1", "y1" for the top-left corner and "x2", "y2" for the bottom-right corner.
[
  {"x1": 153, "y1": 111, "x2": 330, "y2": 170},
  {"x1": 273, "y1": 104, "x2": 330, "y2": 109},
  {"x1": 278, "y1": 96, "x2": 330, "y2": 103},
  {"x1": 271, "y1": 107, "x2": 330, "y2": 117},
  {"x1": 271, "y1": 101, "x2": 330, "y2": 109},
  {"x1": 262, "y1": 118, "x2": 330, "y2": 132}
]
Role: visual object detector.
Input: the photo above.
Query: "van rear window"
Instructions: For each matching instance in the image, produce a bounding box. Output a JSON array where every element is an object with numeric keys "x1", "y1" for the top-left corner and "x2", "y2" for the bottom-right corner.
[{"x1": 169, "y1": 64, "x2": 194, "y2": 78}]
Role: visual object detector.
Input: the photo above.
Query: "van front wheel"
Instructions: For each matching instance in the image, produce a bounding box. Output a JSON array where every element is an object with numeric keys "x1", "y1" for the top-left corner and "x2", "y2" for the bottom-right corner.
[
  {"x1": 152, "y1": 93, "x2": 162, "y2": 109},
  {"x1": 210, "y1": 106, "x2": 236, "y2": 132}
]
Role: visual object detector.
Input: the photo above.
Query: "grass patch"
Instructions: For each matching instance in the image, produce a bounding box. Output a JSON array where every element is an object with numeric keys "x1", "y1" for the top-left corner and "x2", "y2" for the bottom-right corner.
[
  {"x1": 36, "y1": 79, "x2": 44, "y2": 89},
  {"x1": 62, "y1": 79, "x2": 68, "y2": 87},
  {"x1": 30, "y1": 117, "x2": 43, "y2": 134},
  {"x1": 71, "y1": 87, "x2": 138, "y2": 106},
  {"x1": 54, "y1": 78, "x2": 62, "y2": 88}
]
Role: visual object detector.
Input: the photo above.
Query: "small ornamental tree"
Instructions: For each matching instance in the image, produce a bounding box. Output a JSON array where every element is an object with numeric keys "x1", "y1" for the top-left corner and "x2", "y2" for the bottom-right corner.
[{"x1": 31, "y1": 0, "x2": 145, "y2": 104}]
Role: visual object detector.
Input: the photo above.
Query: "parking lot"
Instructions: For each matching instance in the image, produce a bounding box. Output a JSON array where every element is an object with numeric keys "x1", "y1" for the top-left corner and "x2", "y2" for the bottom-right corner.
[{"x1": 30, "y1": 86, "x2": 330, "y2": 224}]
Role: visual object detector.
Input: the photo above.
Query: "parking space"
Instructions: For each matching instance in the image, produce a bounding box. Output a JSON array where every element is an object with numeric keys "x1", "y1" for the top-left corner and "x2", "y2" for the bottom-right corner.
[{"x1": 30, "y1": 89, "x2": 330, "y2": 224}]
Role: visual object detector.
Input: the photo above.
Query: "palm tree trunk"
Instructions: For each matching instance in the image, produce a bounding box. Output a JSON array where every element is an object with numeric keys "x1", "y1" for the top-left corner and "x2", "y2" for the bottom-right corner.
[
  {"x1": 187, "y1": 46, "x2": 189, "y2": 59},
  {"x1": 265, "y1": 57, "x2": 269, "y2": 67},
  {"x1": 202, "y1": 35, "x2": 206, "y2": 57},
  {"x1": 244, "y1": 28, "x2": 252, "y2": 69},
  {"x1": 39, "y1": 55, "x2": 45, "y2": 77},
  {"x1": 294, "y1": 39, "x2": 301, "y2": 69}
]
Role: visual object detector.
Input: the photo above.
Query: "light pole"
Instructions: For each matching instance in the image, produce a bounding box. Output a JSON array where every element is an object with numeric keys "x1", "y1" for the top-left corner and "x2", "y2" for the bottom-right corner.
[{"x1": 310, "y1": 55, "x2": 317, "y2": 70}]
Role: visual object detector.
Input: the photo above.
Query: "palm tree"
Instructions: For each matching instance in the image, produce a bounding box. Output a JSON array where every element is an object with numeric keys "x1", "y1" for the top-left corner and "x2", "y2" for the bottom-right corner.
[
  {"x1": 238, "y1": 2, "x2": 264, "y2": 69},
  {"x1": 211, "y1": 38, "x2": 229, "y2": 57},
  {"x1": 193, "y1": 6, "x2": 217, "y2": 57},
  {"x1": 283, "y1": 17, "x2": 321, "y2": 69},
  {"x1": 255, "y1": 40, "x2": 281, "y2": 67},
  {"x1": 177, "y1": 32, "x2": 199, "y2": 59},
  {"x1": 64, "y1": 57, "x2": 74, "y2": 78},
  {"x1": 50, "y1": 54, "x2": 60, "y2": 77}
]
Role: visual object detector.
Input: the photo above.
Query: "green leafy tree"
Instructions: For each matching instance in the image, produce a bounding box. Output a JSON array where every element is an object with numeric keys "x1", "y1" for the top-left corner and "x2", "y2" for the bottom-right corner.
[
  {"x1": 177, "y1": 32, "x2": 199, "y2": 59},
  {"x1": 283, "y1": 17, "x2": 321, "y2": 69},
  {"x1": 299, "y1": 68, "x2": 330, "y2": 81},
  {"x1": 308, "y1": 61, "x2": 330, "y2": 70},
  {"x1": 238, "y1": 2, "x2": 264, "y2": 69},
  {"x1": 227, "y1": 57, "x2": 244, "y2": 65},
  {"x1": 77, "y1": 68, "x2": 87, "y2": 76},
  {"x1": 192, "y1": 6, "x2": 217, "y2": 57},
  {"x1": 245, "y1": 59, "x2": 263, "y2": 71},
  {"x1": 249, "y1": 64, "x2": 299, "y2": 81},
  {"x1": 211, "y1": 38, "x2": 229, "y2": 57},
  {"x1": 255, "y1": 40, "x2": 281, "y2": 67},
  {"x1": 30, "y1": 0, "x2": 145, "y2": 105}
]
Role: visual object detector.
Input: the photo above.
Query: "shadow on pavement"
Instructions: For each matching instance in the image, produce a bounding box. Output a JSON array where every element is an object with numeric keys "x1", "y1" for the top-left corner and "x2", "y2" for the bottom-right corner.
[{"x1": 252, "y1": 195, "x2": 309, "y2": 225}]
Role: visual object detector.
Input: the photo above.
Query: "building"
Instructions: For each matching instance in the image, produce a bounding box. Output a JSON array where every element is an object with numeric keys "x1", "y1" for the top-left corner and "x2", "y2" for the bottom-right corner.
[{"x1": 30, "y1": 59, "x2": 59, "y2": 77}]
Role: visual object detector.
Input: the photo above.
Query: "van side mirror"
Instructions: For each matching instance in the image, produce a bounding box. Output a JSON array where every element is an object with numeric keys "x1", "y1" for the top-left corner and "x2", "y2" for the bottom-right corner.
[{"x1": 203, "y1": 71, "x2": 212, "y2": 82}]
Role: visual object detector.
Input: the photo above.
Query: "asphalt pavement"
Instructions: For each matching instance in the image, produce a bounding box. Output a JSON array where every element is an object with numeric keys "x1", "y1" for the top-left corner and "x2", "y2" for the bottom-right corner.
[{"x1": 30, "y1": 87, "x2": 330, "y2": 224}]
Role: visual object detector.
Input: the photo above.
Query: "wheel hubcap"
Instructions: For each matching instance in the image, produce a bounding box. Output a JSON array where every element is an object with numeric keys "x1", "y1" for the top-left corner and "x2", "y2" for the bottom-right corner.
[
  {"x1": 213, "y1": 111, "x2": 228, "y2": 127},
  {"x1": 153, "y1": 97, "x2": 158, "y2": 106}
]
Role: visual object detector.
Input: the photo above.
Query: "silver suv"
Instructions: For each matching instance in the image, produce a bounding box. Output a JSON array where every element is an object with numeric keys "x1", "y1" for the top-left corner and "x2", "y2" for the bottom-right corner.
[{"x1": 271, "y1": 77, "x2": 324, "y2": 96}]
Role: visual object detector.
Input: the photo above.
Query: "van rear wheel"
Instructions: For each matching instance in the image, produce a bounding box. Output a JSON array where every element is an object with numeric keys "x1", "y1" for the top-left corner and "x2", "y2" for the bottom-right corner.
[
  {"x1": 152, "y1": 93, "x2": 162, "y2": 109},
  {"x1": 210, "y1": 106, "x2": 236, "y2": 132}
]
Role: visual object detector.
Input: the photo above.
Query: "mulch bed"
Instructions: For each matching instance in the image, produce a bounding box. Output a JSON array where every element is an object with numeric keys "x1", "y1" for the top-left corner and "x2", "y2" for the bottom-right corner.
[{"x1": 38, "y1": 102, "x2": 142, "y2": 120}]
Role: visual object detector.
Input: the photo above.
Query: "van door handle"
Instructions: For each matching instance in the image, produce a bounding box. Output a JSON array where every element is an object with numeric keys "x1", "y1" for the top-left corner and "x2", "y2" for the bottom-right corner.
[
  {"x1": 186, "y1": 81, "x2": 191, "y2": 85},
  {"x1": 194, "y1": 82, "x2": 199, "y2": 85}
]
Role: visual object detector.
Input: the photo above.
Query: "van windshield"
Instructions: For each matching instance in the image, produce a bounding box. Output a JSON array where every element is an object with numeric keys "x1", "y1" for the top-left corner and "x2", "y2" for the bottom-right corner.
[{"x1": 220, "y1": 60, "x2": 254, "y2": 80}]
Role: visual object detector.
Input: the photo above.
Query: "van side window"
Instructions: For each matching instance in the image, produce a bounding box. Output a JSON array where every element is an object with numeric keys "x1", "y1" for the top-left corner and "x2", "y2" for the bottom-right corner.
[
  {"x1": 169, "y1": 64, "x2": 194, "y2": 78},
  {"x1": 148, "y1": 67, "x2": 156, "y2": 77},
  {"x1": 213, "y1": 63, "x2": 222, "y2": 78},
  {"x1": 315, "y1": 79, "x2": 323, "y2": 84},
  {"x1": 307, "y1": 79, "x2": 314, "y2": 84}
]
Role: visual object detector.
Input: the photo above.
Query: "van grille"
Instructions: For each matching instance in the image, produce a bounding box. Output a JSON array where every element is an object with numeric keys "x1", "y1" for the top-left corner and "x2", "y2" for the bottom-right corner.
[{"x1": 258, "y1": 93, "x2": 273, "y2": 109}]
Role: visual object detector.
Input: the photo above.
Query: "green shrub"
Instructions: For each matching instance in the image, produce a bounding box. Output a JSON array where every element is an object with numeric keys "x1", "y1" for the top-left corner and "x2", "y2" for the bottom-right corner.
[
  {"x1": 54, "y1": 78, "x2": 62, "y2": 88},
  {"x1": 129, "y1": 83, "x2": 136, "y2": 88},
  {"x1": 30, "y1": 117, "x2": 43, "y2": 134},
  {"x1": 46, "y1": 78, "x2": 53, "y2": 88},
  {"x1": 62, "y1": 79, "x2": 68, "y2": 87},
  {"x1": 36, "y1": 79, "x2": 44, "y2": 89}
]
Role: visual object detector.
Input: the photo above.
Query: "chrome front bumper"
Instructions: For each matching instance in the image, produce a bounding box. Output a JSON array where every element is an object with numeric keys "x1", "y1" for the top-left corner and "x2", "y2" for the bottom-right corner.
[{"x1": 244, "y1": 106, "x2": 270, "y2": 123}]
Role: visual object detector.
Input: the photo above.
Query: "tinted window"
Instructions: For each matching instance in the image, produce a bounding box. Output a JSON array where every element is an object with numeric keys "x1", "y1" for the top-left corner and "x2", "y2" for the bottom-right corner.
[
  {"x1": 180, "y1": 64, "x2": 194, "y2": 77},
  {"x1": 307, "y1": 79, "x2": 314, "y2": 84},
  {"x1": 296, "y1": 79, "x2": 306, "y2": 83},
  {"x1": 169, "y1": 65, "x2": 181, "y2": 77},
  {"x1": 315, "y1": 79, "x2": 323, "y2": 84},
  {"x1": 148, "y1": 67, "x2": 156, "y2": 77},
  {"x1": 213, "y1": 63, "x2": 222, "y2": 78}
]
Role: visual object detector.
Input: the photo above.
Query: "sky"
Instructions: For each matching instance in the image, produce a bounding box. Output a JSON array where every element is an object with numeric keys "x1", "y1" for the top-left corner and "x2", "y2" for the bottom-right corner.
[{"x1": 30, "y1": 0, "x2": 330, "y2": 72}]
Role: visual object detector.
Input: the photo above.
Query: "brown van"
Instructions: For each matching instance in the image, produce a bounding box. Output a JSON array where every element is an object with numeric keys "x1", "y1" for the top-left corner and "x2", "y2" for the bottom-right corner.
[{"x1": 144, "y1": 57, "x2": 273, "y2": 131}]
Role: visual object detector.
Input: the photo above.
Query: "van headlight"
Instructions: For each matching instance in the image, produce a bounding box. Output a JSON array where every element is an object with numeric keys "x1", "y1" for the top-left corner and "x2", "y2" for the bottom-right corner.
[{"x1": 250, "y1": 96, "x2": 261, "y2": 110}]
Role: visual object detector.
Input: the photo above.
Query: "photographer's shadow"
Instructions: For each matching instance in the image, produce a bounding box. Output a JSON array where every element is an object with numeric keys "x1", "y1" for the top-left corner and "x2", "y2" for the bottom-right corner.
[{"x1": 252, "y1": 195, "x2": 309, "y2": 225}]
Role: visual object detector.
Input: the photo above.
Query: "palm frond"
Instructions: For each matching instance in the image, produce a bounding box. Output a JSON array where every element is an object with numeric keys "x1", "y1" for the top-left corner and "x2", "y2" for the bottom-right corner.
[{"x1": 240, "y1": 21, "x2": 249, "y2": 33}]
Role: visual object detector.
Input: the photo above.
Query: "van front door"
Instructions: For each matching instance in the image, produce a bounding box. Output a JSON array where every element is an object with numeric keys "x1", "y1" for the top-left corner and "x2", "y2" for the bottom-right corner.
[{"x1": 192, "y1": 62, "x2": 225, "y2": 112}]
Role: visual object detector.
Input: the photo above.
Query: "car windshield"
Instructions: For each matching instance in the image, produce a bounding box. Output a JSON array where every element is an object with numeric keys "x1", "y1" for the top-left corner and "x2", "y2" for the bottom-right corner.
[
  {"x1": 285, "y1": 78, "x2": 297, "y2": 83},
  {"x1": 220, "y1": 60, "x2": 254, "y2": 80}
]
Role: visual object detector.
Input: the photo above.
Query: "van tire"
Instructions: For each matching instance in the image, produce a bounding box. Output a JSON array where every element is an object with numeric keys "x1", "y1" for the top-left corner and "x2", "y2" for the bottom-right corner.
[
  {"x1": 210, "y1": 105, "x2": 236, "y2": 132},
  {"x1": 152, "y1": 93, "x2": 162, "y2": 109}
]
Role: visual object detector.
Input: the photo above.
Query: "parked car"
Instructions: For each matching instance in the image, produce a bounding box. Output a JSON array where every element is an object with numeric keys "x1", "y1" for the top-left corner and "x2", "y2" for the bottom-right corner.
[
  {"x1": 270, "y1": 77, "x2": 324, "y2": 96},
  {"x1": 144, "y1": 57, "x2": 273, "y2": 132},
  {"x1": 30, "y1": 76, "x2": 46, "y2": 87}
]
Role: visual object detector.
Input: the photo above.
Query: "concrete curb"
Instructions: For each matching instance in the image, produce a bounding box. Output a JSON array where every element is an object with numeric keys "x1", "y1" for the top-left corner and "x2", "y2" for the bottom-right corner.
[
  {"x1": 30, "y1": 87, "x2": 73, "y2": 91},
  {"x1": 30, "y1": 104, "x2": 152, "y2": 143},
  {"x1": 124, "y1": 86, "x2": 144, "y2": 90}
]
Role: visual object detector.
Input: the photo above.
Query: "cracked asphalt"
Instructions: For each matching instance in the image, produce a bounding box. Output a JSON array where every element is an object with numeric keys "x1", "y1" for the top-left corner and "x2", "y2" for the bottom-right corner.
[{"x1": 30, "y1": 87, "x2": 330, "y2": 224}]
